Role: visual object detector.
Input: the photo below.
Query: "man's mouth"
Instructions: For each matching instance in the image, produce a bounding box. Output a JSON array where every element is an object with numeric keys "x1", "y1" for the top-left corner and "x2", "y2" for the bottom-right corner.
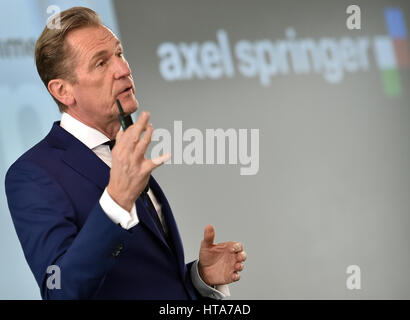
[{"x1": 119, "y1": 86, "x2": 133, "y2": 95}]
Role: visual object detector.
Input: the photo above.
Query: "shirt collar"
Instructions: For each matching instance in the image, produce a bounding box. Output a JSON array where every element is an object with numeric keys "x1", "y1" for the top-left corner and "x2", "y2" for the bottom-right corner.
[{"x1": 60, "y1": 112, "x2": 110, "y2": 150}]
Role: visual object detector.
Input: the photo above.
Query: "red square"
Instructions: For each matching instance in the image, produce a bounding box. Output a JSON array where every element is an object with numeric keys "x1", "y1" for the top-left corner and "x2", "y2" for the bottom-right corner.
[{"x1": 393, "y1": 39, "x2": 410, "y2": 67}]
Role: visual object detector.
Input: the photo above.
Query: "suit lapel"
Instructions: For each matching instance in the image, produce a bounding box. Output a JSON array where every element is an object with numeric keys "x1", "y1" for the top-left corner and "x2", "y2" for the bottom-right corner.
[
  {"x1": 47, "y1": 122, "x2": 110, "y2": 190},
  {"x1": 135, "y1": 196, "x2": 172, "y2": 251},
  {"x1": 46, "y1": 122, "x2": 177, "y2": 255},
  {"x1": 47, "y1": 122, "x2": 194, "y2": 295},
  {"x1": 149, "y1": 176, "x2": 186, "y2": 277},
  {"x1": 61, "y1": 143, "x2": 110, "y2": 191}
]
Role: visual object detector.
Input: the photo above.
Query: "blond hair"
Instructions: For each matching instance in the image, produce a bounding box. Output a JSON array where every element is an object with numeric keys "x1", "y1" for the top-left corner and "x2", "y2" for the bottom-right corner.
[{"x1": 35, "y1": 7, "x2": 101, "y2": 112}]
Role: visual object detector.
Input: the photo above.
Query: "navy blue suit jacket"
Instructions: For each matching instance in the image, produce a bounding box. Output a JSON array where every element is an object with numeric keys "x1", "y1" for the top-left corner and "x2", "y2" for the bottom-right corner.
[{"x1": 5, "y1": 121, "x2": 200, "y2": 299}]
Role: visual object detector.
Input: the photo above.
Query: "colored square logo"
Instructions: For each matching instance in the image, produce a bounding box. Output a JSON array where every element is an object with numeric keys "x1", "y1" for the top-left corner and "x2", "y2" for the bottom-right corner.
[
  {"x1": 384, "y1": 8, "x2": 407, "y2": 38},
  {"x1": 393, "y1": 39, "x2": 410, "y2": 67},
  {"x1": 381, "y1": 69, "x2": 402, "y2": 96},
  {"x1": 379, "y1": 7, "x2": 409, "y2": 97},
  {"x1": 374, "y1": 36, "x2": 397, "y2": 69}
]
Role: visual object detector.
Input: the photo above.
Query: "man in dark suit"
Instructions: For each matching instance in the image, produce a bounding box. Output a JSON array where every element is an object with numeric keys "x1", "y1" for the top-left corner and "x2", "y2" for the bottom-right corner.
[{"x1": 5, "y1": 7, "x2": 246, "y2": 299}]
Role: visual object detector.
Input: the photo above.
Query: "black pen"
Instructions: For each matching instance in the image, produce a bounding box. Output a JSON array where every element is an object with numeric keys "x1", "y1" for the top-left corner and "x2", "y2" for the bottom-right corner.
[{"x1": 116, "y1": 99, "x2": 134, "y2": 130}]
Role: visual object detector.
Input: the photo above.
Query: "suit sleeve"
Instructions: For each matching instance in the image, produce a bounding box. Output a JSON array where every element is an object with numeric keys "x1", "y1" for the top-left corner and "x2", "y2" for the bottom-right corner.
[
  {"x1": 187, "y1": 260, "x2": 230, "y2": 300},
  {"x1": 5, "y1": 159, "x2": 135, "y2": 299}
]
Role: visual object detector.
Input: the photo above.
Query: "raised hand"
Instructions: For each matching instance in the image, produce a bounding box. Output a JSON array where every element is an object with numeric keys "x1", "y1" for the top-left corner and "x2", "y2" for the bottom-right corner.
[
  {"x1": 107, "y1": 111, "x2": 170, "y2": 212},
  {"x1": 198, "y1": 225, "x2": 247, "y2": 286}
]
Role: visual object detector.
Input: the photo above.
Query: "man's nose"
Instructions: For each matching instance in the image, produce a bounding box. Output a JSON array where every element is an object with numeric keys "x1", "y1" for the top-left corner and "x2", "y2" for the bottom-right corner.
[{"x1": 113, "y1": 57, "x2": 131, "y2": 79}]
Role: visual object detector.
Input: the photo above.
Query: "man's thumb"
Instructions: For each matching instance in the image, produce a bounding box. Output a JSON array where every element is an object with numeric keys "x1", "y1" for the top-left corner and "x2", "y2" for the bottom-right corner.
[{"x1": 203, "y1": 225, "x2": 215, "y2": 247}]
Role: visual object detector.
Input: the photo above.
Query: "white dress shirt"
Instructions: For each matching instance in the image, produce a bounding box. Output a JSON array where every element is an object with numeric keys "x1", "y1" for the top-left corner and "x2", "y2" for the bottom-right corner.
[{"x1": 60, "y1": 112, "x2": 230, "y2": 299}]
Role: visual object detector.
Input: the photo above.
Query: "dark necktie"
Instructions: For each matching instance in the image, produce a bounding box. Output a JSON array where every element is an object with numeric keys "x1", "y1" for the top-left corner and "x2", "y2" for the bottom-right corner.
[
  {"x1": 103, "y1": 140, "x2": 116, "y2": 150},
  {"x1": 140, "y1": 185, "x2": 173, "y2": 249}
]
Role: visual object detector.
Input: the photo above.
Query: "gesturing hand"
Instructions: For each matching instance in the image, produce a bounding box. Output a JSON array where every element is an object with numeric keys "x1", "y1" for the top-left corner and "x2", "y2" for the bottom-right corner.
[
  {"x1": 198, "y1": 225, "x2": 247, "y2": 286},
  {"x1": 107, "y1": 111, "x2": 170, "y2": 212}
]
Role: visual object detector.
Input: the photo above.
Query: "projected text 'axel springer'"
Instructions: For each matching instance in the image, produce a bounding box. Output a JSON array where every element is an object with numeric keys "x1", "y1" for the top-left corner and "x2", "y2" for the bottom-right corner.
[{"x1": 157, "y1": 8, "x2": 409, "y2": 97}]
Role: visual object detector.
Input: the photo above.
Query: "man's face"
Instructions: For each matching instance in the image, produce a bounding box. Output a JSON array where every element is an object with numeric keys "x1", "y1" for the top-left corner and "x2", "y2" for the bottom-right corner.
[{"x1": 66, "y1": 25, "x2": 138, "y2": 125}]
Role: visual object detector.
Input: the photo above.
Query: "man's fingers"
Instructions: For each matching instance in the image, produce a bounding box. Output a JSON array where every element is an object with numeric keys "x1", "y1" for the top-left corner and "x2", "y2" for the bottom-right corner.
[
  {"x1": 115, "y1": 128, "x2": 124, "y2": 142},
  {"x1": 124, "y1": 111, "x2": 150, "y2": 145},
  {"x1": 116, "y1": 111, "x2": 150, "y2": 154},
  {"x1": 232, "y1": 242, "x2": 243, "y2": 253},
  {"x1": 151, "y1": 152, "x2": 172, "y2": 167},
  {"x1": 135, "y1": 123, "x2": 154, "y2": 157},
  {"x1": 235, "y1": 262, "x2": 244, "y2": 272},
  {"x1": 142, "y1": 153, "x2": 172, "y2": 174},
  {"x1": 202, "y1": 225, "x2": 215, "y2": 247},
  {"x1": 237, "y1": 251, "x2": 247, "y2": 262},
  {"x1": 232, "y1": 272, "x2": 240, "y2": 282}
]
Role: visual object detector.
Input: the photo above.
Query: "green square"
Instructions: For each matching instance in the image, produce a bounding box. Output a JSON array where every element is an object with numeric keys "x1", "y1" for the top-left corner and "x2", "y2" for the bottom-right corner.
[{"x1": 381, "y1": 69, "x2": 402, "y2": 97}]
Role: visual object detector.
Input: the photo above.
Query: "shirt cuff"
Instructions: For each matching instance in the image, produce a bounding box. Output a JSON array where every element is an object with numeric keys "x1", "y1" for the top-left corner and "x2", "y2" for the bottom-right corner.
[
  {"x1": 190, "y1": 260, "x2": 231, "y2": 299},
  {"x1": 99, "y1": 188, "x2": 139, "y2": 230}
]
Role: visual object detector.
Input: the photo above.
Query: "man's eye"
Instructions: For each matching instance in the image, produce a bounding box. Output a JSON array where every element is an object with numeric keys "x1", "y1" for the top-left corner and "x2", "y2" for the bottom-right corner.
[{"x1": 96, "y1": 60, "x2": 106, "y2": 68}]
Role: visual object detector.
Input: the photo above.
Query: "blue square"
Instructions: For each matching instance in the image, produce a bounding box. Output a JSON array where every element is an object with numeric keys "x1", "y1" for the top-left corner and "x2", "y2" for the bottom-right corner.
[{"x1": 384, "y1": 8, "x2": 407, "y2": 38}]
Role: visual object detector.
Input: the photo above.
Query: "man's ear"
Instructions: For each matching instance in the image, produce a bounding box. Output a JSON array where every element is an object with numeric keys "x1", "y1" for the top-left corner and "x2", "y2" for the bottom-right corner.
[{"x1": 48, "y1": 79, "x2": 75, "y2": 107}]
